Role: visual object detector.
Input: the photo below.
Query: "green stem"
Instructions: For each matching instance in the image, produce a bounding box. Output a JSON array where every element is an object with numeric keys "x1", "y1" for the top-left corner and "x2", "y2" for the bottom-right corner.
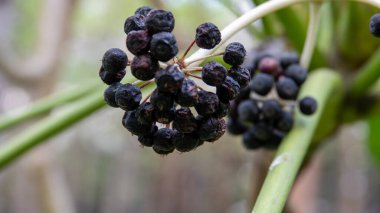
[
  {"x1": 253, "y1": 69, "x2": 343, "y2": 213},
  {"x1": 0, "y1": 82, "x2": 100, "y2": 131}
]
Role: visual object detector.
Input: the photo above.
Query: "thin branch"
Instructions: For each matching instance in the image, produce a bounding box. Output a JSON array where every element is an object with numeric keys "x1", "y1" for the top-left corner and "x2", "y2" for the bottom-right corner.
[{"x1": 185, "y1": 52, "x2": 224, "y2": 66}]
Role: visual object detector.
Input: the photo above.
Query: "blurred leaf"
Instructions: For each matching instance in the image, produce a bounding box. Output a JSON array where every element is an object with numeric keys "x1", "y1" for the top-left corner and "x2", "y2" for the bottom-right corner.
[{"x1": 368, "y1": 116, "x2": 380, "y2": 164}]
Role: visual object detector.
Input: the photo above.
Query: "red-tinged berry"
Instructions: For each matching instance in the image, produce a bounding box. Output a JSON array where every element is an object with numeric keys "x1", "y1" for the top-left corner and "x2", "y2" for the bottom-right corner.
[
  {"x1": 136, "y1": 102, "x2": 156, "y2": 124},
  {"x1": 370, "y1": 14, "x2": 380, "y2": 37},
  {"x1": 223, "y1": 42, "x2": 246, "y2": 66},
  {"x1": 124, "y1": 15, "x2": 145, "y2": 34},
  {"x1": 172, "y1": 107, "x2": 198, "y2": 133},
  {"x1": 237, "y1": 100, "x2": 260, "y2": 123},
  {"x1": 102, "y1": 48, "x2": 128, "y2": 73},
  {"x1": 195, "y1": 22, "x2": 221, "y2": 49},
  {"x1": 115, "y1": 83, "x2": 142, "y2": 111},
  {"x1": 150, "y1": 89, "x2": 175, "y2": 110},
  {"x1": 216, "y1": 76, "x2": 240, "y2": 103},
  {"x1": 104, "y1": 82, "x2": 122, "y2": 107},
  {"x1": 153, "y1": 128, "x2": 175, "y2": 152},
  {"x1": 131, "y1": 54, "x2": 159, "y2": 81},
  {"x1": 150, "y1": 32, "x2": 178, "y2": 62},
  {"x1": 284, "y1": 64, "x2": 307, "y2": 86},
  {"x1": 258, "y1": 57, "x2": 280, "y2": 75},
  {"x1": 175, "y1": 79, "x2": 199, "y2": 107},
  {"x1": 145, "y1": 9, "x2": 175, "y2": 34},
  {"x1": 249, "y1": 73, "x2": 273, "y2": 96},
  {"x1": 122, "y1": 110, "x2": 154, "y2": 136},
  {"x1": 195, "y1": 91, "x2": 220, "y2": 116},
  {"x1": 276, "y1": 76, "x2": 299, "y2": 100},
  {"x1": 198, "y1": 117, "x2": 226, "y2": 142},
  {"x1": 155, "y1": 65, "x2": 185, "y2": 93},
  {"x1": 201, "y1": 61, "x2": 227, "y2": 86},
  {"x1": 228, "y1": 66, "x2": 251, "y2": 88},
  {"x1": 279, "y1": 52, "x2": 299, "y2": 70},
  {"x1": 126, "y1": 30, "x2": 151, "y2": 55},
  {"x1": 251, "y1": 52, "x2": 271, "y2": 74},
  {"x1": 137, "y1": 125, "x2": 158, "y2": 147},
  {"x1": 134, "y1": 6, "x2": 153, "y2": 17},
  {"x1": 173, "y1": 131, "x2": 200, "y2": 152},
  {"x1": 299, "y1": 96, "x2": 317, "y2": 115},
  {"x1": 99, "y1": 67, "x2": 126, "y2": 85}
]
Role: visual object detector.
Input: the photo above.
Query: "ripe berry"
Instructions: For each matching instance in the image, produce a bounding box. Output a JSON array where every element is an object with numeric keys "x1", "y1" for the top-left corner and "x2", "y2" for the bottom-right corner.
[
  {"x1": 172, "y1": 107, "x2": 198, "y2": 133},
  {"x1": 150, "y1": 89, "x2": 174, "y2": 110},
  {"x1": 155, "y1": 65, "x2": 185, "y2": 93},
  {"x1": 173, "y1": 131, "x2": 200, "y2": 152},
  {"x1": 276, "y1": 111, "x2": 294, "y2": 132},
  {"x1": 228, "y1": 66, "x2": 251, "y2": 88},
  {"x1": 276, "y1": 76, "x2": 299, "y2": 100},
  {"x1": 279, "y1": 52, "x2": 299, "y2": 70},
  {"x1": 251, "y1": 52, "x2": 271, "y2": 74},
  {"x1": 115, "y1": 83, "x2": 142, "y2": 111},
  {"x1": 153, "y1": 146, "x2": 174, "y2": 155},
  {"x1": 284, "y1": 64, "x2": 307, "y2": 86},
  {"x1": 155, "y1": 107, "x2": 175, "y2": 124},
  {"x1": 247, "y1": 123, "x2": 272, "y2": 142},
  {"x1": 102, "y1": 48, "x2": 128, "y2": 73},
  {"x1": 223, "y1": 42, "x2": 246, "y2": 66},
  {"x1": 195, "y1": 91, "x2": 220, "y2": 116},
  {"x1": 202, "y1": 61, "x2": 227, "y2": 86},
  {"x1": 263, "y1": 129, "x2": 283, "y2": 150},
  {"x1": 258, "y1": 57, "x2": 279, "y2": 75},
  {"x1": 213, "y1": 102, "x2": 230, "y2": 118},
  {"x1": 135, "y1": 102, "x2": 156, "y2": 124},
  {"x1": 104, "y1": 82, "x2": 122, "y2": 107},
  {"x1": 249, "y1": 73, "x2": 273, "y2": 96},
  {"x1": 150, "y1": 32, "x2": 179, "y2": 62},
  {"x1": 261, "y1": 100, "x2": 282, "y2": 121},
  {"x1": 99, "y1": 67, "x2": 126, "y2": 85},
  {"x1": 124, "y1": 15, "x2": 145, "y2": 34},
  {"x1": 131, "y1": 54, "x2": 159, "y2": 81},
  {"x1": 145, "y1": 10, "x2": 175, "y2": 34},
  {"x1": 227, "y1": 119, "x2": 247, "y2": 135},
  {"x1": 237, "y1": 100, "x2": 260, "y2": 123},
  {"x1": 299, "y1": 96, "x2": 317, "y2": 115},
  {"x1": 242, "y1": 131, "x2": 262, "y2": 150},
  {"x1": 126, "y1": 30, "x2": 151, "y2": 55},
  {"x1": 216, "y1": 76, "x2": 240, "y2": 103},
  {"x1": 153, "y1": 128, "x2": 175, "y2": 152},
  {"x1": 175, "y1": 79, "x2": 199, "y2": 107},
  {"x1": 134, "y1": 6, "x2": 152, "y2": 17},
  {"x1": 370, "y1": 14, "x2": 380, "y2": 37},
  {"x1": 122, "y1": 110, "x2": 154, "y2": 136},
  {"x1": 198, "y1": 117, "x2": 226, "y2": 142},
  {"x1": 195, "y1": 22, "x2": 221, "y2": 49},
  {"x1": 138, "y1": 125, "x2": 158, "y2": 147}
]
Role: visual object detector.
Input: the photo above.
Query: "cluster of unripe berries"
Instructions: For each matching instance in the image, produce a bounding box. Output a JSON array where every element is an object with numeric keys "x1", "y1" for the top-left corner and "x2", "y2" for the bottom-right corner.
[
  {"x1": 228, "y1": 52, "x2": 317, "y2": 150},
  {"x1": 99, "y1": 6, "x2": 250, "y2": 155}
]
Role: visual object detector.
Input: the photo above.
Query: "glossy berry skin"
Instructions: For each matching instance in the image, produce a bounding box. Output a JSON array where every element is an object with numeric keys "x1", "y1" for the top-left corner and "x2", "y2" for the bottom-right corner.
[
  {"x1": 279, "y1": 52, "x2": 299, "y2": 69},
  {"x1": 145, "y1": 10, "x2": 175, "y2": 34},
  {"x1": 104, "y1": 82, "x2": 122, "y2": 107},
  {"x1": 261, "y1": 100, "x2": 282, "y2": 121},
  {"x1": 223, "y1": 42, "x2": 246, "y2": 66},
  {"x1": 258, "y1": 57, "x2": 279, "y2": 75},
  {"x1": 115, "y1": 83, "x2": 142, "y2": 111},
  {"x1": 153, "y1": 128, "x2": 175, "y2": 152},
  {"x1": 137, "y1": 125, "x2": 158, "y2": 147},
  {"x1": 102, "y1": 48, "x2": 128, "y2": 73},
  {"x1": 131, "y1": 54, "x2": 159, "y2": 81},
  {"x1": 202, "y1": 61, "x2": 227, "y2": 86},
  {"x1": 134, "y1": 6, "x2": 152, "y2": 17},
  {"x1": 135, "y1": 102, "x2": 156, "y2": 124},
  {"x1": 276, "y1": 76, "x2": 299, "y2": 100},
  {"x1": 155, "y1": 107, "x2": 175, "y2": 124},
  {"x1": 173, "y1": 131, "x2": 200, "y2": 152},
  {"x1": 195, "y1": 91, "x2": 220, "y2": 116},
  {"x1": 237, "y1": 100, "x2": 260, "y2": 123},
  {"x1": 150, "y1": 32, "x2": 178, "y2": 62},
  {"x1": 122, "y1": 111, "x2": 154, "y2": 136},
  {"x1": 150, "y1": 89, "x2": 174, "y2": 110},
  {"x1": 126, "y1": 30, "x2": 151, "y2": 55},
  {"x1": 172, "y1": 108, "x2": 198, "y2": 133},
  {"x1": 276, "y1": 111, "x2": 294, "y2": 132},
  {"x1": 195, "y1": 22, "x2": 221, "y2": 49},
  {"x1": 249, "y1": 73, "x2": 273, "y2": 96},
  {"x1": 99, "y1": 67, "x2": 126, "y2": 85},
  {"x1": 216, "y1": 76, "x2": 240, "y2": 103},
  {"x1": 175, "y1": 79, "x2": 199, "y2": 107},
  {"x1": 227, "y1": 119, "x2": 247, "y2": 135},
  {"x1": 228, "y1": 66, "x2": 251, "y2": 88},
  {"x1": 242, "y1": 131, "x2": 262, "y2": 150},
  {"x1": 299, "y1": 96, "x2": 317, "y2": 115},
  {"x1": 370, "y1": 14, "x2": 380, "y2": 37},
  {"x1": 284, "y1": 64, "x2": 307, "y2": 86},
  {"x1": 198, "y1": 117, "x2": 226, "y2": 142},
  {"x1": 155, "y1": 65, "x2": 185, "y2": 93},
  {"x1": 124, "y1": 15, "x2": 145, "y2": 34}
]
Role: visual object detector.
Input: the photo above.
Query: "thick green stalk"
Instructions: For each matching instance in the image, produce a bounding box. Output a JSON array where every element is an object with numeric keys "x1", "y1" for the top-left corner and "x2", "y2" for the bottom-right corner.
[
  {"x1": 253, "y1": 69, "x2": 343, "y2": 213},
  {"x1": 0, "y1": 82, "x2": 100, "y2": 131}
]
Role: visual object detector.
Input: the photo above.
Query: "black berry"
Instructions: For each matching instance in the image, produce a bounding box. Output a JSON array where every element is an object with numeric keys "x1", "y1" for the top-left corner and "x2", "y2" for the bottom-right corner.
[
  {"x1": 242, "y1": 130, "x2": 262, "y2": 150},
  {"x1": 134, "y1": 6, "x2": 153, "y2": 17},
  {"x1": 223, "y1": 42, "x2": 246, "y2": 66},
  {"x1": 104, "y1": 82, "x2": 122, "y2": 107},
  {"x1": 261, "y1": 100, "x2": 282, "y2": 121},
  {"x1": 228, "y1": 66, "x2": 251, "y2": 88},
  {"x1": 150, "y1": 32, "x2": 178, "y2": 62},
  {"x1": 299, "y1": 96, "x2": 317, "y2": 115},
  {"x1": 276, "y1": 76, "x2": 299, "y2": 100},
  {"x1": 370, "y1": 14, "x2": 380, "y2": 37},
  {"x1": 102, "y1": 48, "x2": 128, "y2": 73},
  {"x1": 172, "y1": 107, "x2": 198, "y2": 133},
  {"x1": 195, "y1": 22, "x2": 221, "y2": 49},
  {"x1": 153, "y1": 128, "x2": 175, "y2": 152},
  {"x1": 136, "y1": 102, "x2": 156, "y2": 124},
  {"x1": 155, "y1": 65, "x2": 185, "y2": 93},
  {"x1": 99, "y1": 67, "x2": 126, "y2": 85},
  {"x1": 124, "y1": 15, "x2": 145, "y2": 34},
  {"x1": 213, "y1": 102, "x2": 230, "y2": 118},
  {"x1": 126, "y1": 30, "x2": 151, "y2": 55},
  {"x1": 284, "y1": 64, "x2": 307, "y2": 86},
  {"x1": 115, "y1": 83, "x2": 142, "y2": 111},
  {"x1": 227, "y1": 119, "x2": 247, "y2": 135},
  {"x1": 175, "y1": 79, "x2": 199, "y2": 107},
  {"x1": 138, "y1": 125, "x2": 158, "y2": 147},
  {"x1": 195, "y1": 91, "x2": 220, "y2": 116},
  {"x1": 237, "y1": 100, "x2": 260, "y2": 123},
  {"x1": 145, "y1": 10, "x2": 175, "y2": 34},
  {"x1": 250, "y1": 73, "x2": 273, "y2": 96},
  {"x1": 216, "y1": 76, "x2": 240, "y2": 103},
  {"x1": 202, "y1": 61, "x2": 227, "y2": 86},
  {"x1": 122, "y1": 110, "x2": 154, "y2": 136},
  {"x1": 131, "y1": 54, "x2": 159, "y2": 81},
  {"x1": 150, "y1": 89, "x2": 174, "y2": 110},
  {"x1": 279, "y1": 52, "x2": 299, "y2": 70},
  {"x1": 276, "y1": 111, "x2": 294, "y2": 132},
  {"x1": 198, "y1": 117, "x2": 226, "y2": 142},
  {"x1": 155, "y1": 107, "x2": 175, "y2": 124},
  {"x1": 173, "y1": 131, "x2": 200, "y2": 152}
]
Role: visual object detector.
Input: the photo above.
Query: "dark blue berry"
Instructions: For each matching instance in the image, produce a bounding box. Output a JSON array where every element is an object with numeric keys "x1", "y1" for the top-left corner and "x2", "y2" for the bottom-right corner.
[
  {"x1": 150, "y1": 89, "x2": 174, "y2": 110},
  {"x1": 227, "y1": 118, "x2": 248, "y2": 135},
  {"x1": 136, "y1": 102, "x2": 156, "y2": 124},
  {"x1": 248, "y1": 123, "x2": 272, "y2": 142},
  {"x1": 145, "y1": 10, "x2": 175, "y2": 34},
  {"x1": 228, "y1": 66, "x2": 251, "y2": 88},
  {"x1": 134, "y1": 6, "x2": 153, "y2": 17},
  {"x1": 150, "y1": 32, "x2": 178, "y2": 62},
  {"x1": 299, "y1": 96, "x2": 317, "y2": 115},
  {"x1": 99, "y1": 66, "x2": 126, "y2": 85},
  {"x1": 175, "y1": 79, "x2": 199, "y2": 107},
  {"x1": 276, "y1": 111, "x2": 294, "y2": 132},
  {"x1": 102, "y1": 48, "x2": 128, "y2": 73},
  {"x1": 279, "y1": 52, "x2": 299, "y2": 70},
  {"x1": 198, "y1": 117, "x2": 226, "y2": 142},
  {"x1": 131, "y1": 54, "x2": 159, "y2": 81},
  {"x1": 242, "y1": 130, "x2": 262, "y2": 150},
  {"x1": 276, "y1": 76, "x2": 299, "y2": 100},
  {"x1": 249, "y1": 73, "x2": 273, "y2": 96},
  {"x1": 237, "y1": 100, "x2": 260, "y2": 123},
  {"x1": 172, "y1": 107, "x2": 198, "y2": 133},
  {"x1": 370, "y1": 14, "x2": 380, "y2": 37},
  {"x1": 138, "y1": 125, "x2": 158, "y2": 147},
  {"x1": 122, "y1": 110, "x2": 154, "y2": 136},
  {"x1": 104, "y1": 82, "x2": 122, "y2": 107},
  {"x1": 195, "y1": 91, "x2": 220, "y2": 116},
  {"x1": 124, "y1": 15, "x2": 145, "y2": 34},
  {"x1": 115, "y1": 83, "x2": 142, "y2": 111},
  {"x1": 261, "y1": 100, "x2": 282, "y2": 121},
  {"x1": 155, "y1": 65, "x2": 185, "y2": 93},
  {"x1": 223, "y1": 42, "x2": 246, "y2": 66},
  {"x1": 195, "y1": 22, "x2": 221, "y2": 49},
  {"x1": 173, "y1": 131, "x2": 200, "y2": 152},
  {"x1": 153, "y1": 128, "x2": 175, "y2": 152},
  {"x1": 201, "y1": 61, "x2": 227, "y2": 86},
  {"x1": 284, "y1": 64, "x2": 307, "y2": 86},
  {"x1": 216, "y1": 76, "x2": 240, "y2": 103},
  {"x1": 126, "y1": 30, "x2": 151, "y2": 55}
]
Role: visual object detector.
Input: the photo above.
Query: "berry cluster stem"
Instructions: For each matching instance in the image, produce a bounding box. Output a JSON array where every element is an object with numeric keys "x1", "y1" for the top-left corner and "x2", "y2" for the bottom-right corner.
[
  {"x1": 185, "y1": 52, "x2": 224, "y2": 67},
  {"x1": 179, "y1": 40, "x2": 196, "y2": 62}
]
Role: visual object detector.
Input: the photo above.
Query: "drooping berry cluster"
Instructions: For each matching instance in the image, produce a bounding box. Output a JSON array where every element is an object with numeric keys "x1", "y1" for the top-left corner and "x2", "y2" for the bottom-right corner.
[
  {"x1": 99, "y1": 6, "x2": 249, "y2": 155},
  {"x1": 227, "y1": 52, "x2": 317, "y2": 150}
]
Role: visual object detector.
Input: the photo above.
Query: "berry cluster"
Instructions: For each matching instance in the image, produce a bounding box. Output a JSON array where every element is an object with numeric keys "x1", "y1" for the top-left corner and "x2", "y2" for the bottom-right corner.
[
  {"x1": 99, "y1": 6, "x2": 249, "y2": 155},
  {"x1": 227, "y1": 52, "x2": 317, "y2": 150}
]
